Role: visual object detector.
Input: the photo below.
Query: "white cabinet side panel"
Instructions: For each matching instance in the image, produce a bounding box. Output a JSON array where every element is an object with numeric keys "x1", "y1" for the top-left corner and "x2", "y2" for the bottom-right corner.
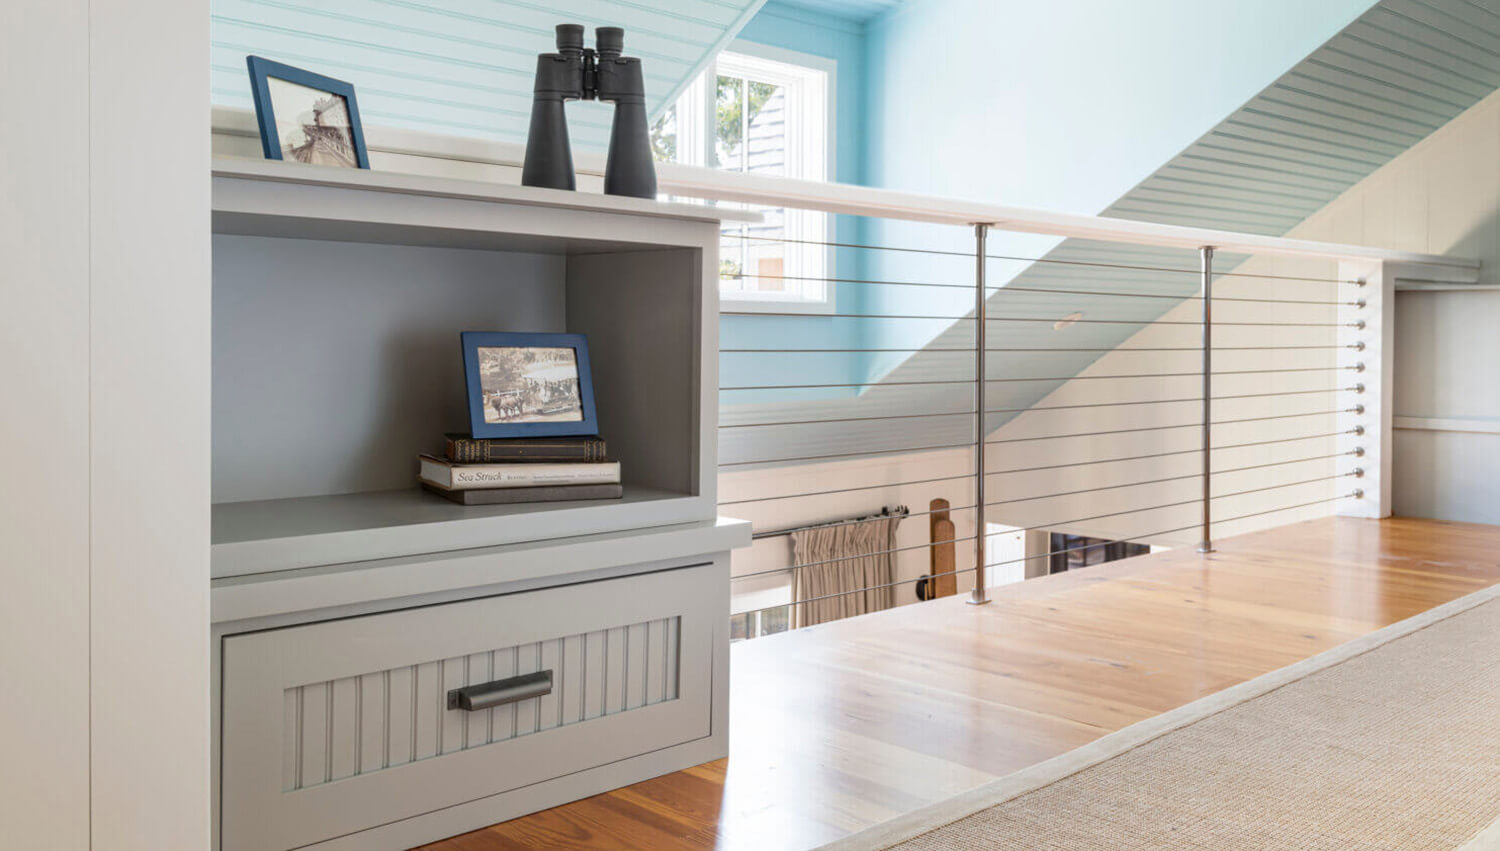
[{"x1": 89, "y1": 1, "x2": 212, "y2": 847}]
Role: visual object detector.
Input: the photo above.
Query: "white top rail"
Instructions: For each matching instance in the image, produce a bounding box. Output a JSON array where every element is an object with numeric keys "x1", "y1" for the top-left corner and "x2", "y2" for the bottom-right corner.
[{"x1": 213, "y1": 107, "x2": 1478, "y2": 274}]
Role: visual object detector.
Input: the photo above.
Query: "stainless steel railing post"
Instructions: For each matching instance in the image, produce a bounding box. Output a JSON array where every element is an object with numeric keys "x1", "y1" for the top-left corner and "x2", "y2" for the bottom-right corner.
[
  {"x1": 970, "y1": 223, "x2": 992, "y2": 604},
  {"x1": 1198, "y1": 245, "x2": 1216, "y2": 554}
]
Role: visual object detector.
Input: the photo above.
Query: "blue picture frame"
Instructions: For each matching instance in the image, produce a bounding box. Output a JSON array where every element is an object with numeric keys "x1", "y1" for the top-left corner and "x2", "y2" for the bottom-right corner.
[
  {"x1": 246, "y1": 55, "x2": 370, "y2": 169},
  {"x1": 461, "y1": 332, "x2": 600, "y2": 439}
]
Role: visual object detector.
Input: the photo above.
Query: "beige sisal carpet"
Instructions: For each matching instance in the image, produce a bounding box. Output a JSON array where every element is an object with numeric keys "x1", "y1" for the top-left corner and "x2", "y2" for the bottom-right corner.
[{"x1": 824, "y1": 584, "x2": 1500, "y2": 850}]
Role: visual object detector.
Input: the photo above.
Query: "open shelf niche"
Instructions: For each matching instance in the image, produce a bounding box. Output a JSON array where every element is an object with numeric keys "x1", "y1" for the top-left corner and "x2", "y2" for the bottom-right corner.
[{"x1": 210, "y1": 159, "x2": 743, "y2": 578}]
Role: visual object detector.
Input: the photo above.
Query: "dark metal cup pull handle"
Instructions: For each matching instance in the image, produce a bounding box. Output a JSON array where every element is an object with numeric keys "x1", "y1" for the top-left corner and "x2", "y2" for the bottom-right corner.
[{"x1": 446, "y1": 670, "x2": 553, "y2": 712}]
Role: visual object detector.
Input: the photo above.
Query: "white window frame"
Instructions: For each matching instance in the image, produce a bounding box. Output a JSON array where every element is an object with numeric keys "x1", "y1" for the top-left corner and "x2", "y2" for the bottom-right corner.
[{"x1": 665, "y1": 42, "x2": 836, "y2": 314}]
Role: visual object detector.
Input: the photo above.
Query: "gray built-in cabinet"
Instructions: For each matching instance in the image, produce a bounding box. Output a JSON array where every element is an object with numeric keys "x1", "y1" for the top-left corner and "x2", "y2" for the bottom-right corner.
[{"x1": 209, "y1": 158, "x2": 750, "y2": 851}]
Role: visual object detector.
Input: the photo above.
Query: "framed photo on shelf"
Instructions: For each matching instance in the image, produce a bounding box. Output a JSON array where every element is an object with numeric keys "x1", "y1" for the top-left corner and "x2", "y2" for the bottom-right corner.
[
  {"x1": 461, "y1": 332, "x2": 599, "y2": 439},
  {"x1": 246, "y1": 55, "x2": 370, "y2": 169}
]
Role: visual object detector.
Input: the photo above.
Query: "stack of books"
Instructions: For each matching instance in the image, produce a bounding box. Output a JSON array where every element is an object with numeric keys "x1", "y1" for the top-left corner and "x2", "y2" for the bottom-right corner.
[{"x1": 417, "y1": 433, "x2": 622, "y2": 505}]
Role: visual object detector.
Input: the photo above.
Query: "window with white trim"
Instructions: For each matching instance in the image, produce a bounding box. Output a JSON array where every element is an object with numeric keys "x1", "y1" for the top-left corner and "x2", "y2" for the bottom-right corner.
[{"x1": 652, "y1": 47, "x2": 833, "y2": 312}]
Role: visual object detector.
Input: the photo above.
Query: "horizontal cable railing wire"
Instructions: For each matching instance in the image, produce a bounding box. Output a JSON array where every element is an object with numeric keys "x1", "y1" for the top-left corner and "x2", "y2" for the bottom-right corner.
[
  {"x1": 986, "y1": 432, "x2": 1361, "y2": 476},
  {"x1": 985, "y1": 456, "x2": 1360, "y2": 507},
  {"x1": 984, "y1": 409, "x2": 1362, "y2": 446},
  {"x1": 720, "y1": 272, "x2": 1358, "y2": 305},
  {"x1": 720, "y1": 410, "x2": 973, "y2": 429},
  {"x1": 724, "y1": 374, "x2": 1362, "y2": 392},
  {"x1": 717, "y1": 219, "x2": 1369, "y2": 638},
  {"x1": 726, "y1": 232, "x2": 977, "y2": 258},
  {"x1": 721, "y1": 378, "x2": 974, "y2": 391},
  {"x1": 734, "y1": 565, "x2": 984, "y2": 618},
  {"x1": 719, "y1": 390, "x2": 1361, "y2": 433},
  {"x1": 726, "y1": 234, "x2": 1357, "y2": 285},
  {"x1": 1212, "y1": 471, "x2": 1362, "y2": 501},
  {"x1": 721, "y1": 272, "x2": 975, "y2": 291},
  {"x1": 728, "y1": 348, "x2": 1351, "y2": 355},
  {"x1": 730, "y1": 490, "x2": 1365, "y2": 620},
  {"x1": 723, "y1": 347, "x2": 976, "y2": 353},
  {"x1": 982, "y1": 387, "x2": 1361, "y2": 417},
  {"x1": 976, "y1": 493, "x2": 1361, "y2": 581},
  {"x1": 982, "y1": 366, "x2": 1361, "y2": 383},
  {"x1": 749, "y1": 503, "x2": 980, "y2": 541},
  {"x1": 742, "y1": 484, "x2": 1341, "y2": 577},
  {"x1": 726, "y1": 234, "x2": 1353, "y2": 283},
  {"x1": 732, "y1": 535, "x2": 982, "y2": 581},
  {"x1": 981, "y1": 494, "x2": 1362, "y2": 576},
  {"x1": 718, "y1": 472, "x2": 977, "y2": 507},
  {"x1": 983, "y1": 316, "x2": 1358, "y2": 327},
  {"x1": 982, "y1": 344, "x2": 1361, "y2": 353},
  {"x1": 718, "y1": 440, "x2": 978, "y2": 469},
  {"x1": 721, "y1": 310, "x2": 976, "y2": 320}
]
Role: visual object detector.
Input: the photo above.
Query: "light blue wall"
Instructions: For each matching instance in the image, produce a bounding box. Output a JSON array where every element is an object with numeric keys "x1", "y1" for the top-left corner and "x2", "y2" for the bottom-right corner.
[
  {"x1": 857, "y1": 0, "x2": 1380, "y2": 381},
  {"x1": 866, "y1": 0, "x2": 1379, "y2": 211},
  {"x1": 720, "y1": 1, "x2": 873, "y2": 401}
]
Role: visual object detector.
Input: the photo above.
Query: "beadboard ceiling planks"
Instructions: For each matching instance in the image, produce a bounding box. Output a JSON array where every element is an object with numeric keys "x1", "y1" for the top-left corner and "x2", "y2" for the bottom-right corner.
[
  {"x1": 1109, "y1": 0, "x2": 1500, "y2": 239},
  {"x1": 209, "y1": 0, "x2": 770, "y2": 150}
]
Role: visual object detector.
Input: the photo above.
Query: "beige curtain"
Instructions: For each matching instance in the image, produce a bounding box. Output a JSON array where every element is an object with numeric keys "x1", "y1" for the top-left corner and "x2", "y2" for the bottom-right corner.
[{"x1": 790, "y1": 514, "x2": 902, "y2": 628}]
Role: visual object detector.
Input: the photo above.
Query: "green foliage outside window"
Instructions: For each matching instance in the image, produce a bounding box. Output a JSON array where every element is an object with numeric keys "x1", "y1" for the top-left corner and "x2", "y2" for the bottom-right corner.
[
  {"x1": 649, "y1": 106, "x2": 676, "y2": 163},
  {"x1": 648, "y1": 75, "x2": 779, "y2": 167},
  {"x1": 716, "y1": 76, "x2": 777, "y2": 168}
]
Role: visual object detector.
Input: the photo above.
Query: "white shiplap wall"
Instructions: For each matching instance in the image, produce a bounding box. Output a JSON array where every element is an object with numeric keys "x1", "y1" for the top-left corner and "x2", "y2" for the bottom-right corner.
[{"x1": 1299, "y1": 85, "x2": 1500, "y2": 524}]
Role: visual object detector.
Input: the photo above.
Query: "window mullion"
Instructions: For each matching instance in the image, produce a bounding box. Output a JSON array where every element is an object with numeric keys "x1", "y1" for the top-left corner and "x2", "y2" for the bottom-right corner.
[{"x1": 707, "y1": 51, "x2": 831, "y2": 311}]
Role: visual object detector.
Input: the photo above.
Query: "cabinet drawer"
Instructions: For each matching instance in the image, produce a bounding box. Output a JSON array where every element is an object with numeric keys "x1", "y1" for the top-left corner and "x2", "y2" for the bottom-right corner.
[{"x1": 221, "y1": 564, "x2": 717, "y2": 851}]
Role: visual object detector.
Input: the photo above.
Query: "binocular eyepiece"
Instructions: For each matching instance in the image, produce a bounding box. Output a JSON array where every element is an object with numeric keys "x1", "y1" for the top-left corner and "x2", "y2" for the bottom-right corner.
[
  {"x1": 551, "y1": 23, "x2": 621, "y2": 57},
  {"x1": 521, "y1": 24, "x2": 658, "y2": 199},
  {"x1": 594, "y1": 26, "x2": 624, "y2": 60},
  {"x1": 554, "y1": 23, "x2": 585, "y2": 55}
]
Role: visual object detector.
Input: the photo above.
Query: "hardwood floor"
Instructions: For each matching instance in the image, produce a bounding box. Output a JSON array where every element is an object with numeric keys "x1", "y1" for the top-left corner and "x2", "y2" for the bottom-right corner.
[{"x1": 418, "y1": 516, "x2": 1500, "y2": 850}]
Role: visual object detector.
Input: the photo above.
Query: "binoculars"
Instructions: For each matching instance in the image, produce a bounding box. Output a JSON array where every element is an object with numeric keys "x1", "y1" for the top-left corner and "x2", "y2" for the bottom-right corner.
[{"x1": 522, "y1": 24, "x2": 658, "y2": 200}]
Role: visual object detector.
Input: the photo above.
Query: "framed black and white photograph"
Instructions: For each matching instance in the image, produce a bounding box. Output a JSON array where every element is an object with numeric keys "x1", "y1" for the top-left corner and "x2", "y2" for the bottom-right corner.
[
  {"x1": 461, "y1": 332, "x2": 599, "y2": 439},
  {"x1": 246, "y1": 55, "x2": 370, "y2": 169}
]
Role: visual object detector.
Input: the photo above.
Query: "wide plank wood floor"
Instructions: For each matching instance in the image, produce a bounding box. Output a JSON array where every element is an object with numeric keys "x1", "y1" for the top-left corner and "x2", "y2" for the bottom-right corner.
[{"x1": 417, "y1": 516, "x2": 1500, "y2": 850}]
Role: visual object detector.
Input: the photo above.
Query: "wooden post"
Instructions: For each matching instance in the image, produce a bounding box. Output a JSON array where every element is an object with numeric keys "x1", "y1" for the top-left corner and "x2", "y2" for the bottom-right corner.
[{"x1": 928, "y1": 498, "x2": 957, "y2": 598}]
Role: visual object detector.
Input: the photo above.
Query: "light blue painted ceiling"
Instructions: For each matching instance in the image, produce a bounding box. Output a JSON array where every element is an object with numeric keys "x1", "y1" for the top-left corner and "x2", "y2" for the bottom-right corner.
[{"x1": 209, "y1": 0, "x2": 768, "y2": 151}]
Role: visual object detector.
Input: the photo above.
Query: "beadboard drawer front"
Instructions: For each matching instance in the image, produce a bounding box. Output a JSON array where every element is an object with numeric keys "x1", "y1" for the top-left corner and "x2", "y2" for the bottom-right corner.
[{"x1": 221, "y1": 565, "x2": 715, "y2": 851}]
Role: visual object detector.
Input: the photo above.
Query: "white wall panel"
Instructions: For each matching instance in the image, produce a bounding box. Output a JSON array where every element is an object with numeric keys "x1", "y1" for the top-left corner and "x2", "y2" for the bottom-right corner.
[
  {"x1": 0, "y1": 2, "x2": 91, "y2": 847},
  {"x1": 1312, "y1": 87, "x2": 1500, "y2": 523},
  {"x1": 4, "y1": 1, "x2": 210, "y2": 848}
]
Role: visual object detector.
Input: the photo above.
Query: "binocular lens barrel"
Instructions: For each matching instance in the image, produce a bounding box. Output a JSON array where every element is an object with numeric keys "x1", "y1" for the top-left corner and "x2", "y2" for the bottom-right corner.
[
  {"x1": 594, "y1": 27, "x2": 624, "y2": 59},
  {"x1": 554, "y1": 23, "x2": 585, "y2": 54},
  {"x1": 525, "y1": 23, "x2": 656, "y2": 199}
]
